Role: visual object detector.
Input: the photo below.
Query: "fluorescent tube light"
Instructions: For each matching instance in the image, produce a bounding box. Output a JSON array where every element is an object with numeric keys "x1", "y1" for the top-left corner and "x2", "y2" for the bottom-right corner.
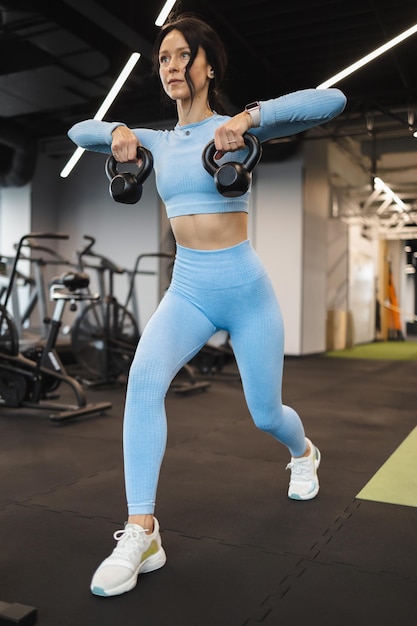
[
  {"x1": 60, "y1": 52, "x2": 141, "y2": 178},
  {"x1": 60, "y1": 146, "x2": 86, "y2": 179},
  {"x1": 317, "y1": 23, "x2": 417, "y2": 89},
  {"x1": 94, "y1": 52, "x2": 140, "y2": 120},
  {"x1": 155, "y1": 0, "x2": 177, "y2": 27}
]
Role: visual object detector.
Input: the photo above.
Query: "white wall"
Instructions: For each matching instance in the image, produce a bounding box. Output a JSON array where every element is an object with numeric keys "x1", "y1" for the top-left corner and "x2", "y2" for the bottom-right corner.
[
  {"x1": 302, "y1": 141, "x2": 330, "y2": 353},
  {"x1": 0, "y1": 185, "x2": 32, "y2": 255},
  {"x1": 348, "y1": 224, "x2": 378, "y2": 343},
  {"x1": 326, "y1": 218, "x2": 349, "y2": 311},
  {"x1": 0, "y1": 185, "x2": 32, "y2": 324},
  {"x1": 253, "y1": 156, "x2": 304, "y2": 355}
]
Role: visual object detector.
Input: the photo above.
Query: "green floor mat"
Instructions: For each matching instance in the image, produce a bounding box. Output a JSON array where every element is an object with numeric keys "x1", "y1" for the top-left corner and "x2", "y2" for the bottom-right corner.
[
  {"x1": 326, "y1": 341, "x2": 417, "y2": 361},
  {"x1": 356, "y1": 426, "x2": 417, "y2": 507}
]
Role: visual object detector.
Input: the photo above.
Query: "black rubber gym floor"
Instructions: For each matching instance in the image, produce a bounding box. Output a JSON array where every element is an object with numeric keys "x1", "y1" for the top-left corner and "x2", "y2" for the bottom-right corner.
[{"x1": 1, "y1": 355, "x2": 416, "y2": 626}]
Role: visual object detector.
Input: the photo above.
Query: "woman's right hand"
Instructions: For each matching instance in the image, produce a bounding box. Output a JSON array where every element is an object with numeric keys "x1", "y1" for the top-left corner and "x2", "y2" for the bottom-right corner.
[{"x1": 111, "y1": 126, "x2": 141, "y2": 163}]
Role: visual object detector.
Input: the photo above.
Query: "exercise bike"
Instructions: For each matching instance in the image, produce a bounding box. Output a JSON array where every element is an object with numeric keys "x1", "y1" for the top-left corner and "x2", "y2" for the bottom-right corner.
[{"x1": 0, "y1": 232, "x2": 112, "y2": 423}]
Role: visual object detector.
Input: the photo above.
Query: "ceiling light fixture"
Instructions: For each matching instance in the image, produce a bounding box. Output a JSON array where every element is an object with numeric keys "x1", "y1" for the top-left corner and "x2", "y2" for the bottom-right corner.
[
  {"x1": 373, "y1": 176, "x2": 406, "y2": 210},
  {"x1": 60, "y1": 52, "x2": 141, "y2": 178},
  {"x1": 155, "y1": 0, "x2": 177, "y2": 27},
  {"x1": 317, "y1": 23, "x2": 417, "y2": 89}
]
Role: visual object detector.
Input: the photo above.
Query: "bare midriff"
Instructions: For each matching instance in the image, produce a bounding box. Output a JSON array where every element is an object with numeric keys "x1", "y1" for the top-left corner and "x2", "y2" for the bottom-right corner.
[{"x1": 170, "y1": 212, "x2": 248, "y2": 250}]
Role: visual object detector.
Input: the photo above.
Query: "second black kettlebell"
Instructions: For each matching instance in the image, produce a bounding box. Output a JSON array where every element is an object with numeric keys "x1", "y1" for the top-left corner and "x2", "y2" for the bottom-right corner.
[
  {"x1": 202, "y1": 133, "x2": 262, "y2": 197},
  {"x1": 105, "y1": 146, "x2": 154, "y2": 204}
]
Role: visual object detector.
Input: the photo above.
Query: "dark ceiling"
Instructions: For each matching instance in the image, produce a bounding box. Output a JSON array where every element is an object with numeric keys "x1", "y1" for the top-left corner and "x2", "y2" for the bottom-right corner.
[
  {"x1": 1, "y1": 0, "x2": 417, "y2": 140},
  {"x1": 1, "y1": 0, "x2": 417, "y2": 235}
]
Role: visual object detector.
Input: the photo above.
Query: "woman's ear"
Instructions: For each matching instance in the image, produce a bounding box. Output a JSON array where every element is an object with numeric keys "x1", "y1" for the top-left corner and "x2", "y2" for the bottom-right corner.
[{"x1": 208, "y1": 67, "x2": 215, "y2": 78}]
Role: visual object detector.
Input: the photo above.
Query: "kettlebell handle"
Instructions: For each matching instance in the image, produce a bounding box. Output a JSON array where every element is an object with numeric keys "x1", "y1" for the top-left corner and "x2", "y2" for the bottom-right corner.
[
  {"x1": 202, "y1": 133, "x2": 262, "y2": 178},
  {"x1": 105, "y1": 146, "x2": 153, "y2": 183}
]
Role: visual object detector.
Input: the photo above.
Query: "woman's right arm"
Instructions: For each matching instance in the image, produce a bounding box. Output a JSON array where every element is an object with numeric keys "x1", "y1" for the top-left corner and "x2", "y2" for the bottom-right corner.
[
  {"x1": 68, "y1": 120, "x2": 127, "y2": 153},
  {"x1": 67, "y1": 120, "x2": 158, "y2": 161}
]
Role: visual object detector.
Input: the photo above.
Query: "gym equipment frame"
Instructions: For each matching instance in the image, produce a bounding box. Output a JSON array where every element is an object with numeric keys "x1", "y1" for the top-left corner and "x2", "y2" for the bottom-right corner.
[{"x1": 0, "y1": 233, "x2": 111, "y2": 423}]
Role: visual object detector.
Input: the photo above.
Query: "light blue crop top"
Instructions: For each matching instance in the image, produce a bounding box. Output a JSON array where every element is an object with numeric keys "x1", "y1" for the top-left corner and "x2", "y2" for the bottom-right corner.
[{"x1": 68, "y1": 88, "x2": 346, "y2": 219}]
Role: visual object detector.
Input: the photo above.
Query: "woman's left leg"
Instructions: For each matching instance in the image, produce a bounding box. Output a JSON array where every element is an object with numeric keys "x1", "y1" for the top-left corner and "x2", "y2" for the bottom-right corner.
[
  {"x1": 228, "y1": 274, "x2": 307, "y2": 457},
  {"x1": 166, "y1": 240, "x2": 320, "y2": 500},
  {"x1": 225, "y1": 271, "x2": 320, "y2": 500}
]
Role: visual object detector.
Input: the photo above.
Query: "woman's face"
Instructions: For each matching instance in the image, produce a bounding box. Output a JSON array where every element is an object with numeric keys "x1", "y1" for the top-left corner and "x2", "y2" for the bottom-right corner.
[{"x1": 158, "y1": 29, "x2": 212, "y2": 104}]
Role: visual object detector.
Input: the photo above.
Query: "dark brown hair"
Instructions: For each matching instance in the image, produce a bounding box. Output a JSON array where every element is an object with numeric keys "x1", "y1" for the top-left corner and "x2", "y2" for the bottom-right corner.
[{"x1": 153, "y1": 14, "x2": 229, "y2": 114}]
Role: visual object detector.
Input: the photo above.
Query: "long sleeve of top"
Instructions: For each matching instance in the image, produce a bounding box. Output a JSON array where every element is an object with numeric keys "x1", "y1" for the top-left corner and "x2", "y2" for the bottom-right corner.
[{"x1": 68, "y1": 88, "x2": 346, "y2": 218}]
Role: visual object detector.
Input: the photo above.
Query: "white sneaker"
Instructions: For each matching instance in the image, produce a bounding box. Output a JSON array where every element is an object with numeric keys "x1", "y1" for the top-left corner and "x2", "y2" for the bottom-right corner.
[
  {"x1": 90, "y1": 517, "x2": 166, "y2": 597},
  {"x1": 286, "y1": 438, "x2": 321, "y2": 500}
]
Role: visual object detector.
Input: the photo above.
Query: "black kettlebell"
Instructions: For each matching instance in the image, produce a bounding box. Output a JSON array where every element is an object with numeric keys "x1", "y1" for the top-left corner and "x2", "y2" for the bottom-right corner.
[
  {"x1": 202, "y1": 133, "x2": 262, "y2": 197},
  {"x1": 105, "y1": 146, "x2": 154, "y2": 204}
]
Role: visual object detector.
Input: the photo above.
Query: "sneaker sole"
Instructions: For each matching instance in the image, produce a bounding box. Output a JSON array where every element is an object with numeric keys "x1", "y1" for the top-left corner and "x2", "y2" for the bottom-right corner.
[
  {"x1": 288, "y1": 447, "x2": 321, "y2": 501},
  {"x1": 91, "y1": 547, "x2": 167, "y2": 597}
]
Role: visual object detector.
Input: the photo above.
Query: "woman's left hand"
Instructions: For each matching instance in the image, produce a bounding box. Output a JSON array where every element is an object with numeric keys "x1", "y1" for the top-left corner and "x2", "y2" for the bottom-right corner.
[{"x1": 213, "y1": 111, "x2": 253, "y2": 159}]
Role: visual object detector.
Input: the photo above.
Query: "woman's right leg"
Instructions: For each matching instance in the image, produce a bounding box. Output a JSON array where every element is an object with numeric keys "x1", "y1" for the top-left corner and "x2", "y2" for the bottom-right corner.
[
  {"x1": 90, "y1": 290, "x2": 216, "y2": 597},
  {"x1": 123, "y1": 289, "x2": 217, "y2": 516}
]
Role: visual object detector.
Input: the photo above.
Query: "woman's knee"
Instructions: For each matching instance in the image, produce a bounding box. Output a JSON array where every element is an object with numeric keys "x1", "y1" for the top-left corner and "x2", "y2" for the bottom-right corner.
[
  {"x1": 127, "y1": 350, "x2": 174, "y2": 396},
  {"x1": 250, "y1": 401, "x2": 283, "y2": 435},
  {"x1": 254, "y1": 417, "x2": 280, "y2": 436}
]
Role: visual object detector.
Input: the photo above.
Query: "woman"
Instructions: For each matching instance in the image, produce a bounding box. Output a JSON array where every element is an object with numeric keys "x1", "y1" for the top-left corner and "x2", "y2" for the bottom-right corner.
[{"x1": 68, "y1": 14, "x2": 346, "y2": 597}]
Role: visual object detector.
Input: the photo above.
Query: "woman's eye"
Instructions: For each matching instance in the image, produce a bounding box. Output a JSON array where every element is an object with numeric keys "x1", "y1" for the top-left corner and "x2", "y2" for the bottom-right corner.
[
  {"x1": 181, "y1": 51, "x2": 191, "y2": 60},
  {"x1": 160, "y1": 56, "x2": 169, "y2": 64}
]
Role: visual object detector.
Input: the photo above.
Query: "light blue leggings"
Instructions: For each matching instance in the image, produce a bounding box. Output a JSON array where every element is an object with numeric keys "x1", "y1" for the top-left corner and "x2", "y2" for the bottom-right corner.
[{"x1": 124, "y1": 240, "x2": 306, "y2": 514}]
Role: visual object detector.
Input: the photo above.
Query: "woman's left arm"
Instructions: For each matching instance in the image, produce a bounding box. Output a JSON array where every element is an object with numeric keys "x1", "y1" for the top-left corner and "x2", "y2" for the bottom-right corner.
[{"x1": 214, "y1": 88, "x2": 346, "y2": 156}]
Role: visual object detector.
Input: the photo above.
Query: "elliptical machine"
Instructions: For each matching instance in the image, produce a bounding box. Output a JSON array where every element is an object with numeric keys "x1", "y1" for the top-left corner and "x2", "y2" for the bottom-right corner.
[{"x1": 0, "y1": 232, "x2": 111, "y2": 423}]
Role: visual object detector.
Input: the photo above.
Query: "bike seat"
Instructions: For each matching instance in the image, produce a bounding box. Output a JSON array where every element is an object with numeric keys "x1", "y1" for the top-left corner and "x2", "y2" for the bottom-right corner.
[{"x1": 50, "y1": 272, "x2": 90, "y2": 291}]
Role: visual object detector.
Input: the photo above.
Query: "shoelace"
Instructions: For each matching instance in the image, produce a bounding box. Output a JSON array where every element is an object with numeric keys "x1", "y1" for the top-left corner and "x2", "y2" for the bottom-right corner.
[
  {"x1": 112, "y1": 527, "x2": 148, "y2": 558},
  {"x1": 286, "y1": 458, "x2": 311, "y2": 476}
]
